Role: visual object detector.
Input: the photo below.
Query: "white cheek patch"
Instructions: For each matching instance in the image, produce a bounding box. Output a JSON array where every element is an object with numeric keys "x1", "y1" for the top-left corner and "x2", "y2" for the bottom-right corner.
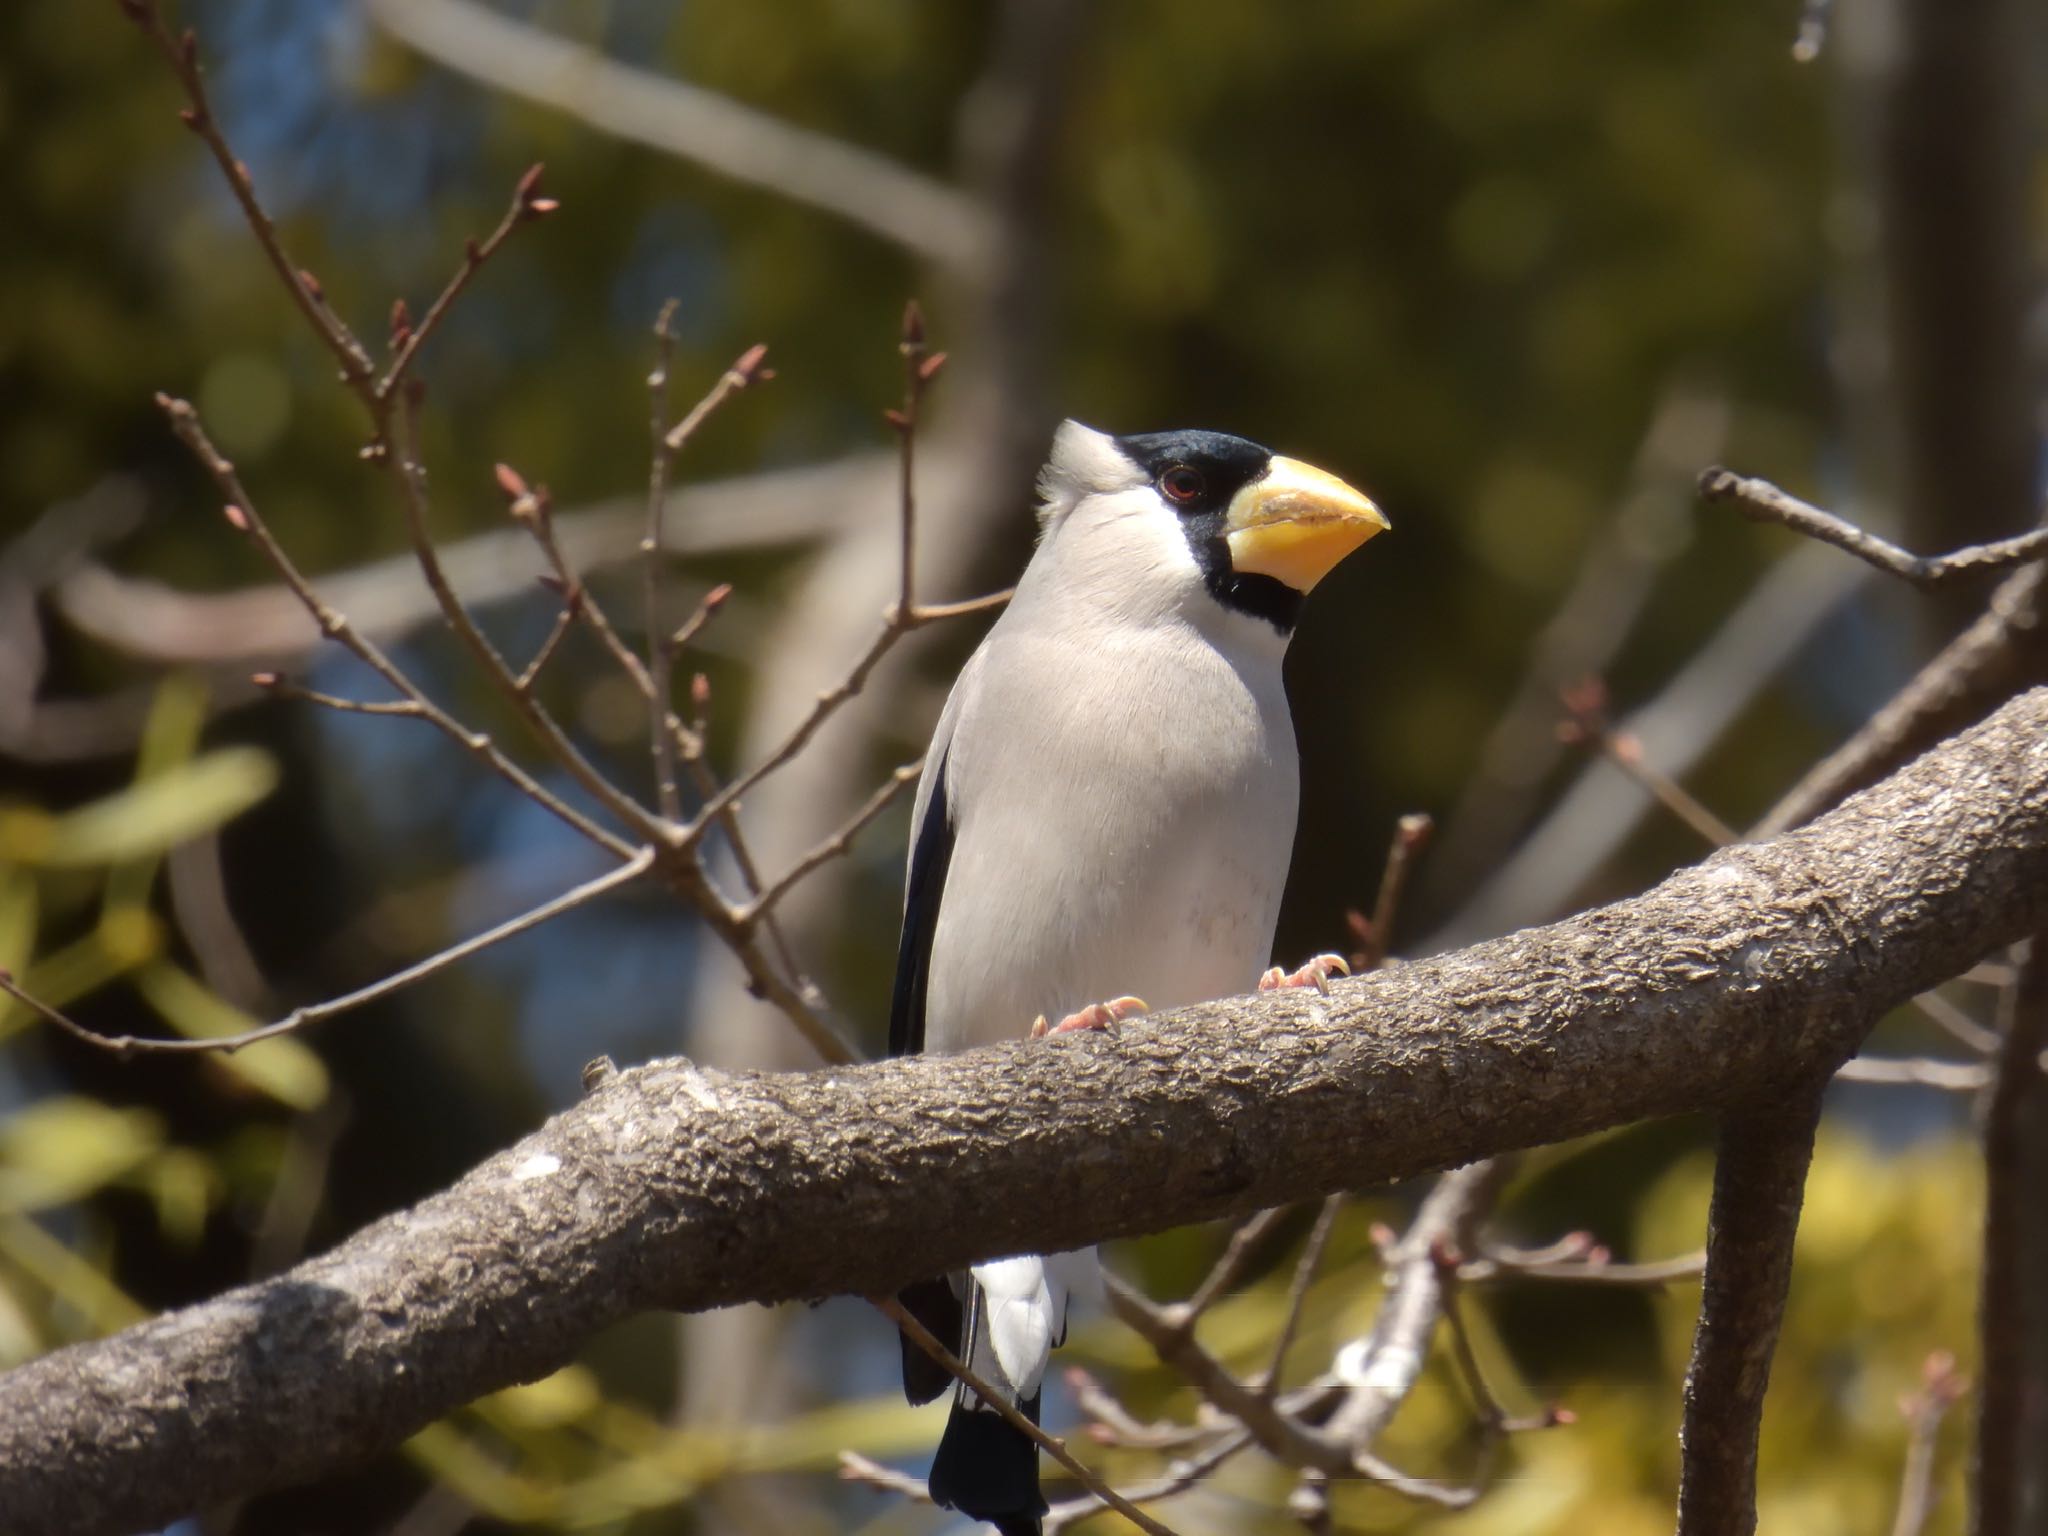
[{"x1": 1037, "y1": 420, "x2": 1147, "y2": 529}]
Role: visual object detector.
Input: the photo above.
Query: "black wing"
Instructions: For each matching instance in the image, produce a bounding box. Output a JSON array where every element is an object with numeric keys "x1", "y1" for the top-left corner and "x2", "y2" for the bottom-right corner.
[
  {"x1": 887, "y1": 748, "x2": 954, "y2": 1059},
  {"x1": 888, "y1": 749, "x2": 963, "y2": 1403}
]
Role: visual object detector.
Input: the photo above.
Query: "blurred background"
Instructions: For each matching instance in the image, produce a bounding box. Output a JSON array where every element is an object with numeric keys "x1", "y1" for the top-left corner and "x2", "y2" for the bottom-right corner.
[{"x1": 2, "y1": 0, "x2": 2043, "y2": 1531}]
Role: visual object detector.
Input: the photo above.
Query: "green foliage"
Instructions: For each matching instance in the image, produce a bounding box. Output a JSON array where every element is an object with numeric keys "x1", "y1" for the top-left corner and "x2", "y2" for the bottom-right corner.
[{"x1": 1, "y1": 2, "x2": 1990, "y2": 1530}]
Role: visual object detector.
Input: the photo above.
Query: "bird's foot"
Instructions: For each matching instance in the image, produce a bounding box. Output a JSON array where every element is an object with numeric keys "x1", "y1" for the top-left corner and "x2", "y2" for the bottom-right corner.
[
  {"x1": 1029, "y1": 996, "x2": 1148, "y2": 1038},
  {"x1": 1259, "y1": 954, "x2": 1351, "y2": 996}
]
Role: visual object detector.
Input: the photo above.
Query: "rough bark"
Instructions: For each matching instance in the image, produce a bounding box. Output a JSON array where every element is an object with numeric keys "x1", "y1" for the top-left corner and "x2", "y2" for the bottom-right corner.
[{"x1": 2, "y1": 689, "x2": 2047, "y2": 1536}]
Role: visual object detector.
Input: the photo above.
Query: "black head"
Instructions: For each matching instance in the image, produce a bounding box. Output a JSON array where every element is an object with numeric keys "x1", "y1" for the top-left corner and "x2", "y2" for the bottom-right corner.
[{"x1": 1113, "y1": 429, "x2": 1302, "y2": 632}]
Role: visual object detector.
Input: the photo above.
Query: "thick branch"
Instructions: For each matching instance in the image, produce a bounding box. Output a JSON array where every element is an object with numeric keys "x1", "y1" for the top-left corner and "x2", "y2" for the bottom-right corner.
[{"x1": 3, "y1": 690, "x2": 2048, "y2": 1535}]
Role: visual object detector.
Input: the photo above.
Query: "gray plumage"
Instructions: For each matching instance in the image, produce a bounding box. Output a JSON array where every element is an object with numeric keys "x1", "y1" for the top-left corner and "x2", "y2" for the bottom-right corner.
[{"x1": 889, "y1": 420, "x2": 1385, "y2": 1535}]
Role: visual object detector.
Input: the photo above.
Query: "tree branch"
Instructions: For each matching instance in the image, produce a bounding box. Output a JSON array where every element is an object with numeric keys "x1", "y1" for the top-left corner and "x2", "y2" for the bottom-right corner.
[
  {"x1": 1676, "y1": 1088, "x2": 1826, "y2": 1536},
  {"x1": 363, "y1": 0, "x2": 993, "y2": 273},
  {"x1": 1700, "y1": 469, "x2": 2048, "y2": 588},
  {"x1": 1973, "y1": 933, "x2": 2048, "y2": 1536},
  {"x1": 1756, "y1": 560, "x2": 2048, "y2": 837},
  {"x1": 3, "y1": 688, "x2": 2047, "y2": 1535}
]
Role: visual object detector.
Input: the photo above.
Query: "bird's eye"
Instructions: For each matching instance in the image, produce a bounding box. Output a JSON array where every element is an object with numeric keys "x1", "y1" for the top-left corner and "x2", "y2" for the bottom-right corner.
[{"x1": 1159, "y1": 466, "x2": 1204, "y2": 505}]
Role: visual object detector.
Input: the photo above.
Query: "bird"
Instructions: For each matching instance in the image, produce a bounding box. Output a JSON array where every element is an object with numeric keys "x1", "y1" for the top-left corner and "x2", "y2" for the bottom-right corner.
[{"x1": 886, "y1": 420, "x2": 1387, "y2": 1534}]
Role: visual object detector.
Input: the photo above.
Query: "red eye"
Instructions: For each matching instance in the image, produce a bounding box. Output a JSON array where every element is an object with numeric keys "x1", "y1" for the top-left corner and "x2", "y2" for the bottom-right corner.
[{"x1": 1160, "y1": 466, "x2": 1204, "y2": 504}]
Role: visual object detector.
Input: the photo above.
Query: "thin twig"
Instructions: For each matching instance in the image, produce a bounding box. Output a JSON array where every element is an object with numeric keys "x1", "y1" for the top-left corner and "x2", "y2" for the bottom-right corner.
[
  {"x1": 1320, "y1": 1162, "x2": 1508, "y2": 1454},
  {"x1": 384, "y1": 393, "x2": 663, "y2": 844},
  {"x1": 117, "y1": 0, "x2": 374, "y2": 388},
  {"x1": 686, "y1": 322, "x2": 980, "y2": 837},
  {"x1": 1835, "y1": 1056, "x2": 1990, "y2": 1091},
  {"x1": 737, "y1": 759, "x2": 921, "y2": 924},
  {"x1": 1753, "y1": 560, "x2": 2048, "y2": 839},
  {"x1": 1260, "y1": 1195, "x2": 1343, "y2": 1394},
  {"x1": 254, "y1": 674, "x2": 425, "y2": 718},
  {"x1": 1461, "y1": 1246, "x2": 1706, "y2": 1289},
  {"x1": 1912, "y1": 989, "x2": 2001, "y2": 1055},
  {"x1": 1890, "y1": 1351, "x2": 1965, "y2": 1536},
  {"x1": 1350, "y1": 813, "x2": 1433, "y2": 969},
  {"x1": 644, "y1": 303, "x2": 684, "y2": 821},
  {"x1": 1701, "y1": 468, "x2": 2048, "y2": 587},
  {"x1": 891, "y1": 302, "x2": 930, "y2": 615},
  {"x1": 1439, "y1": 1281, "x2": 1550, "y2": 1435},
  {"x1": 872, "y1": 1294, "x2": 1187, "y2": 1536},
  {"x1": 0, "y1": 848, "x2": 655, "y2": 1055},
  {"x1": 1181, "y1": 1207, "x2": 1293, "y2": 1320},
  {"x1": 157, "y1": 394, "x2": 635, "y2": 860},
  {"x1": 512, "y1": 605, "x2": 576, "y2": 694},
  {"x1": 1559, "y1": 678, "x2": 1737, "y2": 847},
  {"x1": 837, "y1": 1450, "x2": 929, "y2": 1500},
  {"x1": 496, "y1": 463, "x2": 831, "y2": 1030},
  {"x1": 644, "y1": 336, "x2": 767, "y2": 823},
  {"x1": 1066, "y1": 1368, "x2": 1223, "y2": 1451},
  {"x1": 380, "y1": 165, "x2": 554, "y2": 401},
  {"x1": 1105, "y1": 1269, "x2": 1348, "y2": 1477},
  {"x1": 666, "y1": 582, "x2": 732, "y2": 660},
  {"x1": 1045, "y1": 1429, "x2": 1255, "y2": 1534}
]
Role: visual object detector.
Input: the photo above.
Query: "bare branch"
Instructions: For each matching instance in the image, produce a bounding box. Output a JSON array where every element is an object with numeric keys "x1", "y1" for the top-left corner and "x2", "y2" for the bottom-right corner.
[
  {"x1": 687, "y1": 329, "x2": 1000, "y2": 834},
  {"x1": 1046, "y1": 1428, "x2": 1254, "y2": 1534},
  {"x1": 1349, "y1": 812, "x2": 1433, "y2": 971},
  {"x1": 1834, "y1": 1056, "x2": 1989, "y2": 1092},
  {"x1": 383, "y1": 394, "x2": 664, "y2": 845},
  {"x1": 738, "y1": 759, "x2": 921, "y2": 924},
  {"x1": 0, "y1": 848, "x2": 656, "y2": 1056},
  {"x1": 156, "y1": 394, "x2": 635, "y2": 860},
  {"x1": 1432, "y1": 541, "x2": 1868, "y2": 951},
  {"x1": 363, "y1": 0, "x2": 994, "y2": 273},
  {"x1": 1701, "y1": 468, "x2": 2048, "y2": 587},
  {"x1": 1559, "y1": 677, "x2": 1738, "y2": 847},
  {"x1": 3, "y1": 688, "x2": 2045, "y2": 1536},
  {"x1": 1891, "y1": 1351, "x2": 1966, "y2": 1536},
  {"x1": 1181, "y1": 1207, "x2": 1292, "y2": 1320},
  {"x1": 874, "y1": 1294, "x2": 1186, "y2": 1536},
  {"x1": 1462, "y1": 1243, "x2": 1706, "y2": 1290},
  {"x1": 380, "y1": 166, "x2": 555, "y2": 401},
  {"x1": 646, "y1": 333, "x2": 771, "y2": 820},
  {"x1": 1319, "y1": 1161, "x2": 1507, "y2": 1453},
  {"x1": 1973, "y1": 935, "x2": 2048, "y2": 1536},
  {"x1": 54, "y1": 455, "x2": 885, "y2": 668},
  {"x1": 1756, "y1": 560, "x2": 2048, "y2": 838},
  {"x1": 116, "y1": 0, "x2": 374, "y2": 387},
  {"x1": 1259, "y1": 1194, "x2": 1342, "y2": 1394}
]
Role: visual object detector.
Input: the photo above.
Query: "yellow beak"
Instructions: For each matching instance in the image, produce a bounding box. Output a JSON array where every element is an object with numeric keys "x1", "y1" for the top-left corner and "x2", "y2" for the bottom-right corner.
[{"x1": 1223, "y1": 456, "x2": 1389, "y2": 592}]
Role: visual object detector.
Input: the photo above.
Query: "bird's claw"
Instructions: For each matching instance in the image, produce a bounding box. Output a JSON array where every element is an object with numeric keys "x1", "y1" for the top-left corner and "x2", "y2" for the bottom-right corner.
[
  {"x1": 1029, "y1": 995, "x2": 1149, "y2": 1038},
  {"x1": 1259, "y1": 953, "x2": 1351, "y2": 996}
]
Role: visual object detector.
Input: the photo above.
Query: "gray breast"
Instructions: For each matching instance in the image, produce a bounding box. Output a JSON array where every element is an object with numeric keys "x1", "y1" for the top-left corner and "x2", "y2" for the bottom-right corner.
[{"x1": 925, "y1": 620, "x2": 1298, "y2": 1052}]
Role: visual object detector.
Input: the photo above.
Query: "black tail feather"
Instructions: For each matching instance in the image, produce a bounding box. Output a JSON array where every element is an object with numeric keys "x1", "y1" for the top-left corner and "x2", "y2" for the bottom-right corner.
[
  {"x1": 896, "y1": 1276, "x2": 962, "y2": 1405},
  {"x1": 929, "y1": 1390, "x2": 1045, "y2": 1536}
]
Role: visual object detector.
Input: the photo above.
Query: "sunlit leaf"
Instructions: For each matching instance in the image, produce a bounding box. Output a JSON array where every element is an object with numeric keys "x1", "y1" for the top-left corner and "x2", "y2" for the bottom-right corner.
[
  {"x1": 133, "y1": 1146, "x2": 219, "y2": 1248},
  {"x1": 0, "y1": 1212, "x2": 146, "y2": 1338},
  {"x1": 34, "y1": 748, "x2": 278, "y2": 868},
  {"x1": 479, "y1": 1365, "x2": 604, "y2": 1430},
  {"x1": 0, "y1": 1096, "x2": 164, "y2": 1213},
  {"x1": 0, "y1": 869, "x2": 39, "y2": 1041},
  {"x1": 132, "y1": 963, "x2": 329, "y2": 1112}
]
